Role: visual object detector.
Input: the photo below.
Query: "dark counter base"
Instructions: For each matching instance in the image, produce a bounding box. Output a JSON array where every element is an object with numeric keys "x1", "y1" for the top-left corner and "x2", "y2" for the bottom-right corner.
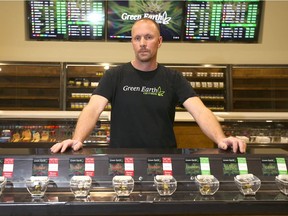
[{"x1": 1, "y1": 190, "x2": 288, "y2": 216}]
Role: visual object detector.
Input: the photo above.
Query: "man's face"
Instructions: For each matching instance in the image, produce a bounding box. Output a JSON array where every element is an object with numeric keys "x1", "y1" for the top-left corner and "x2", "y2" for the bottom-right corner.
[{"x1": 131, "y1": 20, "x2": 162, "y2": 63}]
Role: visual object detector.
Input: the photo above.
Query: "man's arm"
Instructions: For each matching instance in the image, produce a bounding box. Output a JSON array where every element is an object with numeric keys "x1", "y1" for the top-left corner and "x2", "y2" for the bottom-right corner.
[
  {"x1": 50, "y1": 95, "x2": 108, "y2": 153},
  {"x1": 183, "y1": 97, "x2": 246, "y2": 153}
]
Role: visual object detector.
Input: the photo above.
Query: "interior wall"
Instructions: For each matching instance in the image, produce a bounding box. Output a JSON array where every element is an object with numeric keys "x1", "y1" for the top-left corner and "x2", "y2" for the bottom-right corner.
[{"x1": 0, "y1": 0, "x2": 287, "y2": 64}]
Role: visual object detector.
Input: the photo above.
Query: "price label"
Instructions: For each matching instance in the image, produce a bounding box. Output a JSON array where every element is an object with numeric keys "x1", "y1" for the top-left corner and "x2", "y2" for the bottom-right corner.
[{"x1": 276, "y1": 158, "x2": 288, "y2": 174}]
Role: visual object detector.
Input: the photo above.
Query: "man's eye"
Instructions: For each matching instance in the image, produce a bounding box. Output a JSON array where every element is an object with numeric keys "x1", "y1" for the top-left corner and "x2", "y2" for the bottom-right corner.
[
  {"x1": 134, "y1": 36, "x2": 141, "y2": 41},
  {"x1": 145, "y1": 35, "x2": 153, "y2": 40}
]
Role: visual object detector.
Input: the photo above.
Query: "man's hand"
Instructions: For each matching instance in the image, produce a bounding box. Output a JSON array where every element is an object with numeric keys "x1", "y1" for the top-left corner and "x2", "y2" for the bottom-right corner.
[
  {"x1": 50, "y1": 139, "x2": 83, "y2": 153},
  {"x1": 217, "y1": 137, "x2": 247, "y2": 153}
]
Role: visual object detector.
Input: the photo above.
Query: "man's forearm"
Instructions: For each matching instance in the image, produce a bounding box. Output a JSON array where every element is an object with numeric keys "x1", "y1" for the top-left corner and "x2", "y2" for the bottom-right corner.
[
  {"x1": 72, "y1": 105, "x2": 101, "y2": 143},
  {"x1": 196, "y1": 107, "x2": 226, "y2": 144}
]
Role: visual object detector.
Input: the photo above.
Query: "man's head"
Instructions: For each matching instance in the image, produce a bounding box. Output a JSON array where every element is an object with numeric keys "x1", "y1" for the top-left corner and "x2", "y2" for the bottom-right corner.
[{"x1": 131, "y1": 18, "x2": 163, "y2": 66}]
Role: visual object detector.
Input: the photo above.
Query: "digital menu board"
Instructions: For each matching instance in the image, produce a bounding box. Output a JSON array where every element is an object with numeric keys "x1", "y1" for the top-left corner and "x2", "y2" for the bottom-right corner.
[
  {"x1": 107, "y1": 0, "x2": 185, "y2": 41},
  {"x1": 184, "y1": 0, "x2": 262, "y2": 42},
  {"x1": 27, "y1": 0, "x2": 105, "y2": 40}
]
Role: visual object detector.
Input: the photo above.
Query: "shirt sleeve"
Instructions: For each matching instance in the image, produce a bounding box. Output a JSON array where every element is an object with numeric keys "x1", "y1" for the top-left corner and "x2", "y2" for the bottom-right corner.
[
  {"x1": 174, "y1": 71, "x2": 198, "y2": 105},
  {"x1": 92, "y1": 69, "x2": 115, "y2": 101}
]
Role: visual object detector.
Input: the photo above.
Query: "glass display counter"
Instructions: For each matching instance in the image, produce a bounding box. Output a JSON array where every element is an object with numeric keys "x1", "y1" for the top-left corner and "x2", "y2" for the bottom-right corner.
[
  {"x1": 0, "y1": 148, "x2": 287, "y2": 216},
  {"x1": 1, "y1": 111, "x2": 288, "y2": 150},
  {"x1": 216, "y1": 112, "x2": 288, "y2": 148}
]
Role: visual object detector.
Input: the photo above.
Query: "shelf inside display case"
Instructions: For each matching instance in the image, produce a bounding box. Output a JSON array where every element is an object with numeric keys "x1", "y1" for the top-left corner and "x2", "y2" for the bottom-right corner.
[
  {"x1": 0, "y1": 148, "x2": 287, "y2": 216},
  {"x1": 0, "y1": 111, "x2": 110, "y2": 148}
]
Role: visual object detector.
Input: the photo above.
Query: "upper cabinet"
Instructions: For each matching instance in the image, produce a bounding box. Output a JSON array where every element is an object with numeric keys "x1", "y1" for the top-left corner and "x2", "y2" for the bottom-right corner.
[
  {"x1": 1, "y1": 62, "x2": 288, "y2": 112},
  {"x1": 64, "y1": 63, "x2": 118, "y2": 111},
  {"x1": 0, "y1": 62, "x2": 62, "y2": 110},
  {"x1": 166, "y1": 64, "x2": 228, "y2": 112},
  {"x1": 231, "y1": 65, "x2": 288, "y2": 111}
]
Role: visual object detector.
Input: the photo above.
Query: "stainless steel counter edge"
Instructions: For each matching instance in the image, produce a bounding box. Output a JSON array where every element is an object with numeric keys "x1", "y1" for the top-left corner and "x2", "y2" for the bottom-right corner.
[{"x1": 1, "y1": 110, "x2": 288, "y2": 122}]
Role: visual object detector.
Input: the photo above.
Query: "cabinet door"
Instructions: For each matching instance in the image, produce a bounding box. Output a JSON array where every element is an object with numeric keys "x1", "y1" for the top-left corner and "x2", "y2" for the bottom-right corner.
[
  {"x1": 0, "y1": 62, "x2": 61, "y2": 110},
  {"x1": 232, "y1": 65, "x2": 288, "y2": 111}
]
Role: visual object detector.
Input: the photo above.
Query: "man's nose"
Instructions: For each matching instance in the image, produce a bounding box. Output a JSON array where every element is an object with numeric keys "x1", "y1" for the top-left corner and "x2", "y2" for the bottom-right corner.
[{"x1": 139, "y1": 37, "x2": 146, "y2": 46}]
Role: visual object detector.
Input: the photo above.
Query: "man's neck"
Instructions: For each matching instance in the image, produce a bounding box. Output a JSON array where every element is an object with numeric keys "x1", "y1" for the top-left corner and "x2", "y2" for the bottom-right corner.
[{"x1": 131, "y1": 60, "x2": 158, "y2": 72}]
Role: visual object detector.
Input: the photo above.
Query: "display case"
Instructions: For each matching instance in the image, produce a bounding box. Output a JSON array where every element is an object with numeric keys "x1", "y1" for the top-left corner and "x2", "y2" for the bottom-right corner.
[
  {"x1": 218, "y1": 112, "x2": 288, "y2": 148},
  {"x1": 0, "y1": 62, "x2": 62, "y2": 110},
  {"x1": 1, "y1": 111, "x2": 288, "y2": 150},
  {"x1": 0, "y1": 147, "x2": 287, "y2": 216},
  {"x1": 0, "y1": 111, "x2": 110, "y2": 148}
]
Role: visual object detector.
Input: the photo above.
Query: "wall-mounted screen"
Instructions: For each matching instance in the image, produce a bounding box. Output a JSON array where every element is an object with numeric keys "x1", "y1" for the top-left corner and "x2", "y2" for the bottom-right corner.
[
  {"x1": 26, "y1": 0, "x2": 106, "y2": 40},
  {"x1": 107, "y1": 0, "x2": 185, "y2": 41},
  {"x1": 184, "y1": 0, "x2": 263, "y2": 43}
]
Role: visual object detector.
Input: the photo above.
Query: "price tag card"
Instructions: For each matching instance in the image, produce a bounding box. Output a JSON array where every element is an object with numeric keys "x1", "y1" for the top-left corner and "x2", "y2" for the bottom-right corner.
[
  {"x1": 109, "y1": 158, "x2": 125, "y2": 176},
  {"x1": 237, "y1": 157, "x2": 248, "y2": 174},
  {"x1": 69, "y1": 158, "x2": 85, "y2": 176},
  {"x1": 147, "y1": 157, "x2": 163, "y2": 175},
  {"x1": 3, "y1": 158, "x2": 14, "y2": 178},
  {"x1": 33, "y1": 158, "x2": 49, "y2": 176},
  {"x1": 162, "y1": 157, "x2": 172, "y2": 175},
  {"x1": 48, "y1": 158, "x2": 59, "y2": 177},
  {"x1": 261, "y1": 158, "x2": 279, "y2": 176},
  {"x1": 276, "y1": 157, "x2": 288, "y2": 174},
  {"x1": 84, "y1": 158, "x2": 95, "y2": 177},
  {"x1": 223, "y1": 158, "x2": 240, "y2": 176},
  {"x1": 124, "y1": 157, "x2": 134, "y2": 176},
  {"x1": 200, "y1": 157, "x2": 211, "y2": 175}
]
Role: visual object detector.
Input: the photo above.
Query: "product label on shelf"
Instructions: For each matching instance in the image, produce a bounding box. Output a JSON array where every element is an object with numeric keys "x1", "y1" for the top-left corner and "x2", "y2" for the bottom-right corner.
[
  {"x1": 33, "y1": 158, "x2": 49, "y2": 176},
  {"x1": 147, "y1": 157, "x2": 163, "y2": 175},
  {"x1": 33, "y1": 158, "x2": 59, "y2": 177},
  {"x1": 146, "y1": 157, "x2": 172, "y2": 176},
  {"x1": 222, "y1": 158, "x2": 240, "y2": 176},
  {"x1": 261, "y1": 158, "x2": 279, "y2": 176},
  {"x1": 185, "y1": 157, "x2": 210, "y2": 176},
  {"x1": 69, "y1": 158, "x2": 94, "y2": 177},
  {"x1": 109, "y1": 157, "x2": 134, "y2": 176}
]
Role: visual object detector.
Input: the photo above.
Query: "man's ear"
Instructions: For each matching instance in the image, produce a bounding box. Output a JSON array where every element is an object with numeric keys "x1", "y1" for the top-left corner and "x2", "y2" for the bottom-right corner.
[{"x1": 158, "y1": 36, "x2": 163, "y2": 48}]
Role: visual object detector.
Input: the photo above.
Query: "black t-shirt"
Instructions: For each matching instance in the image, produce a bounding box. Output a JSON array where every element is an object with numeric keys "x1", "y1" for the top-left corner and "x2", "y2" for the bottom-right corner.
[{"x1": 93, "y1": 62, "x2": 197, "y2": 148}]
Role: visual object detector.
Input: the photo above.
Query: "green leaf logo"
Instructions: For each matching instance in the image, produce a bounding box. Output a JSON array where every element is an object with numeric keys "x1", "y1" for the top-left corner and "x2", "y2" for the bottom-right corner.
[{"x1": 157, "y1": 87, "x2": 165, "y2": 96}]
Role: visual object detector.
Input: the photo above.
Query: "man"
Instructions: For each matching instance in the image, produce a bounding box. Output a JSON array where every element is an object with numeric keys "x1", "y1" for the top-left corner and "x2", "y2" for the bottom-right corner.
[{"x1": 51, "y1": 18, "x2": 246, "y2": 153}]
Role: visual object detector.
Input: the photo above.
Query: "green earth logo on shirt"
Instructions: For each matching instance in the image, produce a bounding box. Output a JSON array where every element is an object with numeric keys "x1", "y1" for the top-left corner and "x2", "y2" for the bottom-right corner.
[
  {"x1": 142, "y1": 86, "x2": 165, "y2": 97},
  {"x1": 123, "y1": 85, "x2": 165, "y2": 97}
]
